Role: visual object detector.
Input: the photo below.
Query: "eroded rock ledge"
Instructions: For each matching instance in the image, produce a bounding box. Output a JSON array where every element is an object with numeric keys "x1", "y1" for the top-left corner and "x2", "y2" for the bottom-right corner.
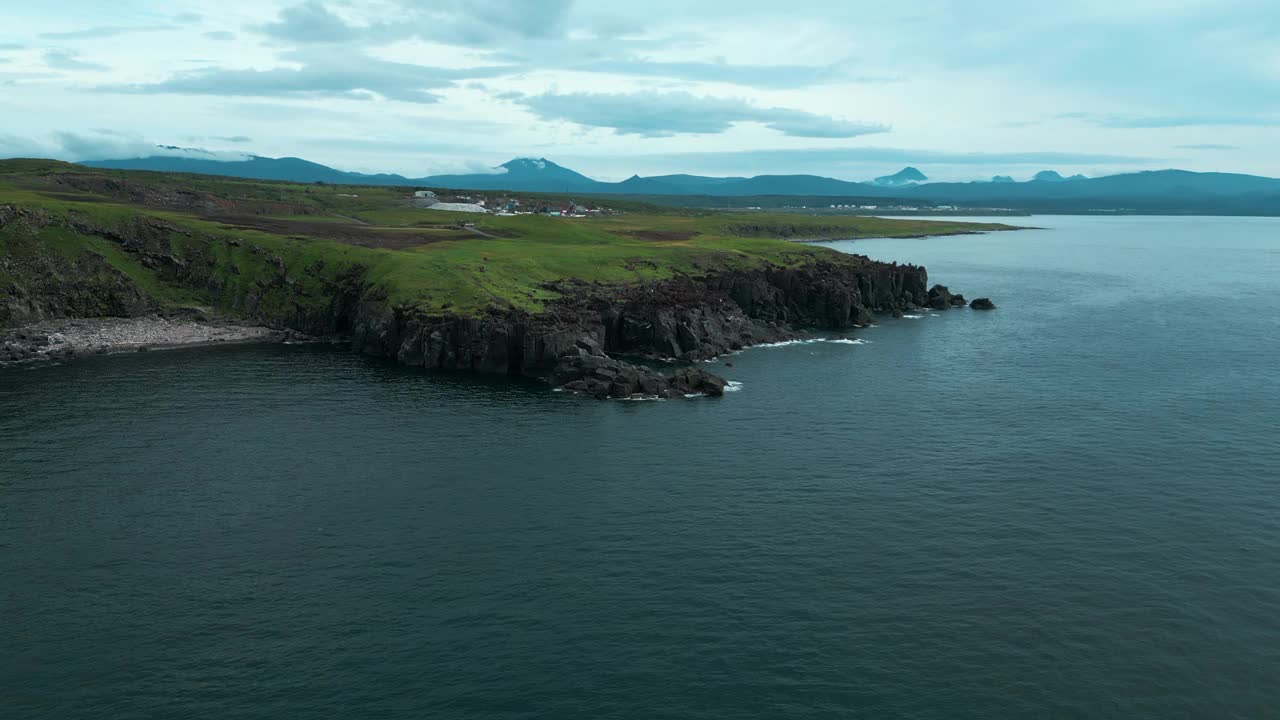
[
  {"x1": 1, "y1": 204, "x2": 992, "y2": 397},
  {"x1": 346, "y1": 259, "x2": 941, "y2": 396}
]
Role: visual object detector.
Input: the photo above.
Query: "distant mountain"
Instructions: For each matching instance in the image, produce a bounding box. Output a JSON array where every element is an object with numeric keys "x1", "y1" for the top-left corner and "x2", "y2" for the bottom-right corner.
[
  {"x1": 421, "y1": 158, "x2": 600, "y2": 192},
  {"x1": 873, "y1": 167, "x2": 928, "y2": 186},
  {"x1": 81, "y1": 154, "x2": 412, "y2": 185},
  {"x1": 1031, "y1": 170, "x2": 1089, "y2": 183},
  {"x1": 76, "y1": 153, "x2": 1280, "y2": 215}
]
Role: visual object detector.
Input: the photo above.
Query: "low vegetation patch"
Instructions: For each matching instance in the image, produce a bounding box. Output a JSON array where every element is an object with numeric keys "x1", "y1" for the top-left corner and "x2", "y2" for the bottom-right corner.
[{"x1": 0, "y1": 160, "x2": 1017, "y2": 323}]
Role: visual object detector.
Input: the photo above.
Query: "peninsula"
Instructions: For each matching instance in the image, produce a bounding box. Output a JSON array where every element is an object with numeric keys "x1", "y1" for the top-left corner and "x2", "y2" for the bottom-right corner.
[{"x1": 0, "y1": 159, "x2": 1012, "y2": 397}]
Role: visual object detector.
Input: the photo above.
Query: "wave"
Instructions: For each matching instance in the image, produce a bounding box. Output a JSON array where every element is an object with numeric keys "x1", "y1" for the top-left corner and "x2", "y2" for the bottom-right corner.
[
  {"x1": 755, "y1": 337, "x2": 869, "y2": 348},
  {"x1": 902, "y1": 314, "x2": 924, "y2": 319},
  {"x1": 724, "y1": 381, "x2": 744, "y2": 392}
]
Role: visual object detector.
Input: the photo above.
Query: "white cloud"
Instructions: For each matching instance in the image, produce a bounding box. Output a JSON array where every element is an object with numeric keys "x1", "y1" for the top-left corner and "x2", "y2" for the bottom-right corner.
[{"x1": 0, "y1": 0, "x2": 1276, "y2": 179}]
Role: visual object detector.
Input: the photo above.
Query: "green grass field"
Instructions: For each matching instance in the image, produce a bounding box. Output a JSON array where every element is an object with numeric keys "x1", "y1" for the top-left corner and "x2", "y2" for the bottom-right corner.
[{"x1": 0, "y1": 159, "x2": 1017, "y2": 320}]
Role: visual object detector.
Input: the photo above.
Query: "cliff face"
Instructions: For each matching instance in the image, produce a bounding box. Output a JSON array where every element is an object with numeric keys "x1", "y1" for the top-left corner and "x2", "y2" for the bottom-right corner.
[
  {"x1": 0, "y1": 206, "x2": 155, "y2": 326},
  {"x1": 2, "y1": 203, "x2": 931, "y2": 388},
  {"x1": 345, "y1": 260, "x2": 929, "y2": 379}
]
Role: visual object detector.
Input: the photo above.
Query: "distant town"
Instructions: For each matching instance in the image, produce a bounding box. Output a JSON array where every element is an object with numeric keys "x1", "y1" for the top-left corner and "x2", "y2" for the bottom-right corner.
[{"x1": 409, "y1": 189, "x2": 622, "y2": 217}]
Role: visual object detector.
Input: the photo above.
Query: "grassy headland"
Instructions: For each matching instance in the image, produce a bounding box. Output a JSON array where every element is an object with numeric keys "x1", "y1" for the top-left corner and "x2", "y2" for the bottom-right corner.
[{"x1": 0, "y1": 159, "x2": 1017, "y2": 326}]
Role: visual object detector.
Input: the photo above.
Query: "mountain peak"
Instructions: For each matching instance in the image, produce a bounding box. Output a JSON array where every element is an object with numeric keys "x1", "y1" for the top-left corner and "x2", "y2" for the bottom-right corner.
[
  {"x1": 1032, "y1": 170, "x2": 1066, "y2": 182},
  {"x1": 501, "y1": 157, "x2": 557, "y2": 172},
  {"x1": 873, "y1": 166, "x2": 928, "y2": 186}
]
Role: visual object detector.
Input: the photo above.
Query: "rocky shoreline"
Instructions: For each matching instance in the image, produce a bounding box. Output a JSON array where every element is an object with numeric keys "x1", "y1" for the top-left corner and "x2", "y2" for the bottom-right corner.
[
  {"x1": 341, "y1": 263, "x2": 994, "y2": 399},
  {"x1": 0, "y1": 316, "x2": 303, "y2": 366},
  {"x1": 1, "y1": 204, "x2": 994, "y2": 396}
]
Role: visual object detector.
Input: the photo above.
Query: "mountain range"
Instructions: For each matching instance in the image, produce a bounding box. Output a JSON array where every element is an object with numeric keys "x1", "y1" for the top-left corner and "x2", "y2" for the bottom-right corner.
[{"x1": 78, "y1": 154, "x2": 1280, "y2": 215}]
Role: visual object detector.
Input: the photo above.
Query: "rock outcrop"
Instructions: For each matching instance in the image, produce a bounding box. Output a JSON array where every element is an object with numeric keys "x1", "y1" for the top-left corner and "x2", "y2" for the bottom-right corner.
[
  {"x1": 344, "y1": 259, "x2": 931, "y2": 385},
  {"x1": 970, "y1": 297, "x2": 997, "y2": 310},
  {"x1": 551, "y1": 351, "x2": 727, "y2": 399},
  {"x1": 927, "y1": 284, "x2": 969, "y2": 310},
  {"x1": 3, "y1": 203, "x2": 982, "y2": 397}
]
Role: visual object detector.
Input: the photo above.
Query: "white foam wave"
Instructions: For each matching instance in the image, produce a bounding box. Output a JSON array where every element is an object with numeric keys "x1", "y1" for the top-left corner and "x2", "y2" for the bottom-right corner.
[
  {"x1": 724, "y1": 381, "x2": 744, "y2": 392},
  {"x1": 902, "y1": 314, "x2": 924, "y2": 319},
  {"x1": 755, "y1": 337, "x2": 870, "y2": 348},
  {"x1": 754, "y1": 339, "x2": 817, "y2": 348}
]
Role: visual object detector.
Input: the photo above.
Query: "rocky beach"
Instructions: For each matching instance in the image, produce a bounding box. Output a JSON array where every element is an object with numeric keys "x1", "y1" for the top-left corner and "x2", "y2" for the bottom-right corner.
[{"x1": 1, "y1": 316, "x2": 299, "y2": 365}]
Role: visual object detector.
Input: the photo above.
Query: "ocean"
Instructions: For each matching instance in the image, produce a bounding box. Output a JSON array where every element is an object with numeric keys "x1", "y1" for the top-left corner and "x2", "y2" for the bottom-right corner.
[{"x1": 3, "y1": 215, "x2": 1278, "y2": 718}]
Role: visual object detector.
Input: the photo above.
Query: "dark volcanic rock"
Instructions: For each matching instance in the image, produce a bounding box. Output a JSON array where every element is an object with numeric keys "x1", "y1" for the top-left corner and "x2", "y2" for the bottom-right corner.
[
  {"x1": 551, "y1": 352, "x2": 727, "y2": 399},
  {"x1": 349, "y1": 258, "x2": 933, "y2": 386},
  {"x1": 928, "y1": 284, "x2": 953, "y2": 310},
  {"x1": 3, "y1": 202, "x2": 968, "y2": 399},
  {"x1": 970, "y1": 297, "x2": 997, "y2": 310}
]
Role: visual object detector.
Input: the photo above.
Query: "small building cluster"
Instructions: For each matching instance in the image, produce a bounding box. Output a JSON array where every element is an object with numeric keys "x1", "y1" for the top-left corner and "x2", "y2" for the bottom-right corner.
[{"x1": 408, "y1": 190, "x2": 617, "y2": 217}]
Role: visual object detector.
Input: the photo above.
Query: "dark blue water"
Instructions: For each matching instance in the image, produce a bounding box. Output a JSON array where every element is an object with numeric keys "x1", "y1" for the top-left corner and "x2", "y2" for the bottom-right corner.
[{"x1": 3, "y1": 216, "x2": 1279, "y2": 719}]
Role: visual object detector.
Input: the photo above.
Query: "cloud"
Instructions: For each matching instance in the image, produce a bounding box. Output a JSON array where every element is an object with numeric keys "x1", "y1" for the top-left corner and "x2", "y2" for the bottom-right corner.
[
  {"x1": 246, "y1": 1, "x2": 888, "y2": 91},
  {"x1": 574, "y1": 59, "x2": 900, "y2": 88},
  {"x1": 0, "y1": 134, "x2": 54, "y2": 158},
  {"x1": 203, "y1": 31, "x2": 236, "y2": 41},
  {"x1": 39, "y1": 25, "x2": 176, "y2": 40},
  {"x1": 638, "y1": 146, "x2": 1159, "y2": 171},
  {"x1": 43, "y1": 50, "x2": 109, "y2": 71},
  {"x1": 512, "y1": 91, "x2": 889, "y2": 138},
  {"x1": 254, "y1": 0, "x2": 361, "y2": 43},
  {"x1": 397, "y1": 0, "x2": 575, "y2": 45},
  {"x1": 99, "y1": 52, "x2": 516, "y2": 104},
  {"x1": 0, "y1": 131, "x2": 252, "y2": 162},
  {"x1": 252, "y1": 0, "x2": 575, "y2": 47},
  {"x1": 173, "y1": 12, "x2": 204, "y2": 23},
  {"x1": 214, "y1": 135, "x2": 254, "y2": 143},
  {"x1": 1111, "y1": 116, "x2": 1279, "y2": 128},
  {"x1": 1063, "y1": 112, "x2": 1280, "y2": 128},
  {"x1": 0, "y1": 43, "x2": 23, "y2": 50},
  {"x1": 1176, "y1": 143, "x2": 1241, "y2": 150}
]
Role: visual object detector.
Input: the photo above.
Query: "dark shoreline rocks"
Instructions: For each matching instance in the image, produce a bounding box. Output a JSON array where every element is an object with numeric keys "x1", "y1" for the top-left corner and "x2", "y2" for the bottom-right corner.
[
  {"x1": 2, "y1": 204, "x2": 995, "y2": 396},
  {"x1": 552, "y1": 351, "x2": 728, "y2": 400},
  {"x1": 337, "y1": 259, "x2": 939, "y2": 397},
  {"x1": 927, "y1": 284, "x2": 969, "y2": 310},
  {"x1": 970, "y1": 297, "x2": 997, "y2": 310}
]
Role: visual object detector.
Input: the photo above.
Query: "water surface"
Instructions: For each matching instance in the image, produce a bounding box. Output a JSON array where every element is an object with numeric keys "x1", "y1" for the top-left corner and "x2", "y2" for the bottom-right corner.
[{"x1": 3, "y1": 216, "x2": 1279, "y2": 718}]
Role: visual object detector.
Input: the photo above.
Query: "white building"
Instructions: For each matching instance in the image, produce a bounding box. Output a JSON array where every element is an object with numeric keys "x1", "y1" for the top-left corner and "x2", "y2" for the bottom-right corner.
[{"x1": 428, "y1": 202, "x2": 489, "y2": 214}]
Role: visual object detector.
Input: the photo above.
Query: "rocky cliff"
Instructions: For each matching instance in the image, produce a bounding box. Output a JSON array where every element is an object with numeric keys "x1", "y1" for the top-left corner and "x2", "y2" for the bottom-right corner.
[
  {"x1": 344, "y1": 260, "x2": 930, "y2": 374},
  {"x1": 2, "y1": 203, "x2": 944, "y2": 396}
]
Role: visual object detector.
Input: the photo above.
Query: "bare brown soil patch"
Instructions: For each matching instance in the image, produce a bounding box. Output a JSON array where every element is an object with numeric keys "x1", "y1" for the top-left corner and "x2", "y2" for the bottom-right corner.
[
  {"x1": 214, "y1": 215, "x2": 474, "y2": 249},
  {"x1": 619, "y1": 229, "x2": 699, "y2": 241}
]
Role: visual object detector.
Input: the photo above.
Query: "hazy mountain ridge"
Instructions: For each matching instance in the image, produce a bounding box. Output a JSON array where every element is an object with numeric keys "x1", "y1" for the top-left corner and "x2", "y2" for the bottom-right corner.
[{"x1": 76, "y1": 154, "x2": 1280, "y2": 214}]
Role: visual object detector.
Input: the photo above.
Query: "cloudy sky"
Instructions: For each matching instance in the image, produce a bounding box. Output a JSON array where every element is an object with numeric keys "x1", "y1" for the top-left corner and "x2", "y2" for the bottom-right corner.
[{"x1": 1, "y1": 0, "x2": 1277, "y2": 181}]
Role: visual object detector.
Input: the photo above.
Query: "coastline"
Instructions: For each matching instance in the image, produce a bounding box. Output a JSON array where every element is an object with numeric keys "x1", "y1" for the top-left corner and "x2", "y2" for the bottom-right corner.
[
  {"x1": 1, "y1": 316, "x2": 305, "y2": 366},
  {"x1": 786, "y1": 225, "x2": 1036, "y2": 243}
]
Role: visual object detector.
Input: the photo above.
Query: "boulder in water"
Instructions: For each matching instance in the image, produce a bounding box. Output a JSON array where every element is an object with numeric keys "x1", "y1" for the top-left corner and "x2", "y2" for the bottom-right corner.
[
  {"x1": 970, "y1": 297, "x2": 997, "y2": 310},
  {"x1": 928, "y1": 284, "x2": 954, "y2": 310}
]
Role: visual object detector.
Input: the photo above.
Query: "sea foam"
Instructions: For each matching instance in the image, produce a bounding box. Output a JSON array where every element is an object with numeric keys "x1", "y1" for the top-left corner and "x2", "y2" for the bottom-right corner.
[{"x1": 755, "y1": 337, "x2": 869, "y2": 348}]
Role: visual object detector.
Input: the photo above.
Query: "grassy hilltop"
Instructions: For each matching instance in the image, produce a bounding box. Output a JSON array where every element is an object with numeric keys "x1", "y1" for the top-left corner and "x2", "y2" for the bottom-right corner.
[{"x1": 0, "y1": 159, "x2": 1014, "y2": 325}]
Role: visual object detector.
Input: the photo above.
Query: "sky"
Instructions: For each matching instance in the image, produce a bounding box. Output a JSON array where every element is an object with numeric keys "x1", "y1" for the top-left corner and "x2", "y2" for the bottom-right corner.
[{"x1": 1, "y1": 0, "x2": 1277, "y2": 182}]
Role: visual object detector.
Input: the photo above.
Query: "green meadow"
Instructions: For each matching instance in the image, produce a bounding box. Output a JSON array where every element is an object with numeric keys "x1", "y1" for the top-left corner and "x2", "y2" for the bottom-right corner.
[{"x1": 0, "y1": 160, "x2": 1015, "y2": 319}]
